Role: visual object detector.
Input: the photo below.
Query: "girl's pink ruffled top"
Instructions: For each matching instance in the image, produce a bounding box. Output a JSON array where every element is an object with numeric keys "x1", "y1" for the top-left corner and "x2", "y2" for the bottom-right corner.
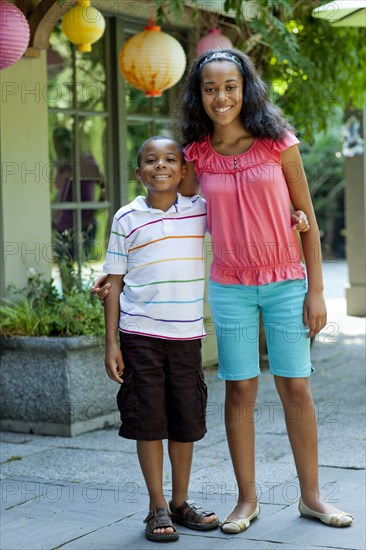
[{"x1": 184, "y1": 130, "x2": 306, "y2": 286}]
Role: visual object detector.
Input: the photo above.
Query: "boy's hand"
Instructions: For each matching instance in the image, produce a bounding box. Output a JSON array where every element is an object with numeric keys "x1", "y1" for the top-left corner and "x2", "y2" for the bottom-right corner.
[
  {"x1": 105, "y1": 342, "x2": 125, "y2": 384},
  {"x1": 91, "y1": 274, "x2": 111, "y2": 302},
  {"x1": 292, "y1": 210, "x2": 310, "y2": 232}
]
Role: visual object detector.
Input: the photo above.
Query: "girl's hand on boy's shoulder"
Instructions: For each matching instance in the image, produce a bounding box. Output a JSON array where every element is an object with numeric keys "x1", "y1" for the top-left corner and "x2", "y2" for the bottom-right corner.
[
  {"x1": 303, "y1": 290, "x2": 327, "y2": 338},
  {"x1": 91, "y1": 274, "x2": 111, "y2": 302},
  {"x1": 291, "y1": 210, "x2": 310, "y2": 232},
  {"x1": 105, "y1": 343, "x2": 125, "y2": 384}
]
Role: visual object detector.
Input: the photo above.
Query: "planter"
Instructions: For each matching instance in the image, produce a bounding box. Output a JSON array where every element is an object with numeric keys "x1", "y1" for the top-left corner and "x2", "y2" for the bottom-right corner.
[{"x1": 0, "y1": 336, "x2": 118, "y2": 437}]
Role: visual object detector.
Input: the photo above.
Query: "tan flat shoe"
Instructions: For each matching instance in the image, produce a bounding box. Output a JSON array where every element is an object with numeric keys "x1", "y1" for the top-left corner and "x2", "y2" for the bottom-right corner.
[
  {"x1": 220, "y1": 503, "x2": 260, "y2": 534},
  {"x1": 299, "y1": 498, "x2": 353, "y2": 527}
]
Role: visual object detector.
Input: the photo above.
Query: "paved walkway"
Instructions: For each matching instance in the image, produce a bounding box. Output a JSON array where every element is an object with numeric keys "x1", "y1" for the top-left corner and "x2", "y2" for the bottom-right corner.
[{"x1": 1, "y1": 261, "x2": 365, "y2": 549}]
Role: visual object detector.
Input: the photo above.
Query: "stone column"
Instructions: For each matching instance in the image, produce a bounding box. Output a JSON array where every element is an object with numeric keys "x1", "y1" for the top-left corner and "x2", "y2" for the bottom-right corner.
[
  {"x1": 0, "y1": 52, "x2": 52, "y2": 297},
  {"x1": 344, "y1": 107, "x2": 366, "y2": 316}
]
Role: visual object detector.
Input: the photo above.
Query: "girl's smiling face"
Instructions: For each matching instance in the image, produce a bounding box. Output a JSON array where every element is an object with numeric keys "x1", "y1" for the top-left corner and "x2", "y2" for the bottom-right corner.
[{"x1": 200, "y1": 61, "x2": 243, "y2": 127}]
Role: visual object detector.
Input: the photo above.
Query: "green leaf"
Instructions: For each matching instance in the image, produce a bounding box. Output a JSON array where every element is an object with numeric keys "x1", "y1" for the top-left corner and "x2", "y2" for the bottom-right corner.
[{"x1": 1, "y1": 272, "x2": 104, "y2": 337}]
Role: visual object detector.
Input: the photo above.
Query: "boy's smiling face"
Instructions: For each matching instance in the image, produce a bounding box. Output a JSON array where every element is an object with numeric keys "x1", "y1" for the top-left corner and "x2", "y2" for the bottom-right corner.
[{"x1": 136, "y1": 139, "x2": 186, "y2": 195}]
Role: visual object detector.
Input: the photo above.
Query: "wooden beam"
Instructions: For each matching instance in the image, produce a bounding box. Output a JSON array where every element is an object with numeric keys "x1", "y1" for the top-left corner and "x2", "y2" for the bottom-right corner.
[
  {"x1": 15, "y1": 0, "x2": 38, "y2": 18},
  {"x1": 20, "y1": 0, "x2": 76, "y2": 54}
]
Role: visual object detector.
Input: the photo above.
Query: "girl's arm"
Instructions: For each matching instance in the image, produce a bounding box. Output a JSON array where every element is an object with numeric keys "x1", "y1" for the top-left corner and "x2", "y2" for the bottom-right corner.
[
  {"x1": 281, "y1": 146, "x2": 327, "y2": 338},
  {"x1": 104, "y1": 274, "x2": 125, "y2": 383},
  {"x1": 178, "y1": 161, "x2": 200, "y2": 196}
]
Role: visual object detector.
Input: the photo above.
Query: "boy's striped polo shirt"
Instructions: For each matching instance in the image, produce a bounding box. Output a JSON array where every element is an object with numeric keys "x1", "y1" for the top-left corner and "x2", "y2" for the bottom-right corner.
[{"x1": 103, "y1": 193, "x2": 207, "y2": 340}]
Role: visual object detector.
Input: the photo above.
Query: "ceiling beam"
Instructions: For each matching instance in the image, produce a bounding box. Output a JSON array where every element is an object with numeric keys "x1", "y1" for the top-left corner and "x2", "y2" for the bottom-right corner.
[{"x1": 15, "y1": 0, "x2": 76, "y2": 57}]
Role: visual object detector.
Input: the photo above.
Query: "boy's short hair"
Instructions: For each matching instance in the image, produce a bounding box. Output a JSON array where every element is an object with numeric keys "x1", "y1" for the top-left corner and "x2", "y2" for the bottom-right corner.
[{"x1": 137, "y1": 135, "x2": 184, "y2": 167}]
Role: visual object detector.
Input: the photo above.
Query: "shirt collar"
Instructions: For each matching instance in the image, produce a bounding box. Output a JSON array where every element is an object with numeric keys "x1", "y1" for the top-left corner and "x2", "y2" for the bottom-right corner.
[{"x1": 129, "y1": 193, "x2": 198, "y2": 213}]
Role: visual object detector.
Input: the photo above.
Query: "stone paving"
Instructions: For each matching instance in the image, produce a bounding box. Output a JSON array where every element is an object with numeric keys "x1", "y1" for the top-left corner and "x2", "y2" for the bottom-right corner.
[{"x1": 1, "y1": 261, "x2": 365, "y2": 549}]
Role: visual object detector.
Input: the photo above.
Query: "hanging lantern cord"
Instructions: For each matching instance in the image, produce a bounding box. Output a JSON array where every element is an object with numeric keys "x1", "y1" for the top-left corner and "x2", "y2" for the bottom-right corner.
[{"x1": 208, "y1": 13, "x2": 218, "y2": 30}]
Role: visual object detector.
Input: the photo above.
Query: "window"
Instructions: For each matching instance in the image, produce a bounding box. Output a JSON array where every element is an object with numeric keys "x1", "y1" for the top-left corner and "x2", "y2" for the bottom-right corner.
[{"x1": 47, "y1": 23, "x2": 111, "y2": 281}]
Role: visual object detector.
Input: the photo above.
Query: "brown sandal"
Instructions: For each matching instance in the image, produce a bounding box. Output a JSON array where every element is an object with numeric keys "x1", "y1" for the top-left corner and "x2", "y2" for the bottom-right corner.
[
  {"x1": 144, "y1": 507, "x2": 179, "y2": 542},
  {"x1": 169, "y1": 499, "x2": 219, "y2": 531}
]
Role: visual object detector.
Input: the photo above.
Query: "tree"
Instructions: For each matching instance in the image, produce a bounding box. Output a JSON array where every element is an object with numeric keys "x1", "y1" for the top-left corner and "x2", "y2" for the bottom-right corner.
[{"x1": 156, "y1": 0, "x2": 365, "y2": 141}]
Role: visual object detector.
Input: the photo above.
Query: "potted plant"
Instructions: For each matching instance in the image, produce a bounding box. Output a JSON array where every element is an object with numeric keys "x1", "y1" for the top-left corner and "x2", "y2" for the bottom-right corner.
[{"x1": 0, "y1": 266, "x2": 117, "y2": 437}]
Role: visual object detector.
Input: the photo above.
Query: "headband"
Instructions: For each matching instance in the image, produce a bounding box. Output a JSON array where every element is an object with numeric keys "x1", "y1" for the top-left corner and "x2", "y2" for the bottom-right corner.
[{"x1": 199, "y1": 51, "x2": 242, "y2": 71}]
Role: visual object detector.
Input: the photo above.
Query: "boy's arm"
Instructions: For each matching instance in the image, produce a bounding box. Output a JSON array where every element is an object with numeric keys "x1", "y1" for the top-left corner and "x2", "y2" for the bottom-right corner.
[
  {"x1": 104, "y1": 274, "x2": 125, "y2": 384},
  {"x1": 281, "y1": 145, "x2": 327, "y2": 338}
]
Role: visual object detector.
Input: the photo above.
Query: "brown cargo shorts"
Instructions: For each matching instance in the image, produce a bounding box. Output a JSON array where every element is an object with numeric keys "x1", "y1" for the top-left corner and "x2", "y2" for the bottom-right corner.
[{"x1": 117, "y1": 332, "x2": 207, "y2": 442}]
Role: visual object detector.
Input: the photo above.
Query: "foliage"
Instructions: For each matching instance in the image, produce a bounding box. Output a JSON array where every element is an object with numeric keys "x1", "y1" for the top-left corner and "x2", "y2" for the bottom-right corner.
[
  {"x1": 302, "y1": 118, "x2": 344, "y2": 204},
  {"x1": 156, "y1": 0, "x2": 365, "y2": 141},
  {"x1": 156, "y1": 0, "x2": 185, "y2": 21},
  {"x1": 301, "y1": 113, "x2": 345, "y2": 256},
  {"x1": 0, "y1": 271, "x2": 104, "y2": 338}
]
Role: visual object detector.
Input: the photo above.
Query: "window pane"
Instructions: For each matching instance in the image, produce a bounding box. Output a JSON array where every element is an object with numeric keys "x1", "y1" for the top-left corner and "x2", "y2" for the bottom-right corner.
[
  {"x1": 126, "y1": 123, "x2": 153, "y2": 202},
  {"x1": 124, "y1": 87, "x2": 172, "y2": 116},
  {"x1": 83, "y1": 207, "x2": 110, "y2": 268},
  {"x1": 78, "y1": 119, "x2": 109, "y2": 270},
  {"x1": 48, "y1": 26, "x2": 73, "y2": 110},
  {"x1": 49, "y1": 114, "x2": 75, "y2": 210},
  {"x1": 49, "y1": 117, "x2": 78, "y2": 268},
  {"x1": 155, "y1": 121, "x2": 173, "y2": 137},
  {"x1": 125, "y1": 85, "x2": 150, "y2": 115},
  {"x1": 152, "y1": 90, "x2": 171, "y2": 116},
  {"x1": 49, "y1": 117, "x2": 109, "y2": 271},
  {"x1": 76, "y1": 38, "x2": 107, "y2": 112},
  {"x1": 79, "y1": 117, "x2": 108, "y2": 200}
]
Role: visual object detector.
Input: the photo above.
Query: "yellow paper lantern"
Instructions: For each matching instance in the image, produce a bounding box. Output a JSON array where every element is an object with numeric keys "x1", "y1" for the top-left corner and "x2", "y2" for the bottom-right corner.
[
  {"x1": 119, "y1": 19, "x2": 187, "y2": 97},
  {"x1": 62, "y1": 0, "x2": 105, "y2": 53}
]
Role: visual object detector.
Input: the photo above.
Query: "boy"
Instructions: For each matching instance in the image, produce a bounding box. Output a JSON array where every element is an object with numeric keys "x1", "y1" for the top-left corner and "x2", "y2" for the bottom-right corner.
[{"x1": 102, "y1": 136, "x2": 219, "y2": 542}]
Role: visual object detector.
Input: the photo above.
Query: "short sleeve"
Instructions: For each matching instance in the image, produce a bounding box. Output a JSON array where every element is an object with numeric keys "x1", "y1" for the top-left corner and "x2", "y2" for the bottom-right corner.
[
  {"x1": 183, "y1": 142, "x2": 199, "y2": 162},
  {"x1": 102, "y1": 216, "x2": 128, "y2": 275},
  {"x1": 272, "y1": 130, "x2": 300, "y2": 153}
]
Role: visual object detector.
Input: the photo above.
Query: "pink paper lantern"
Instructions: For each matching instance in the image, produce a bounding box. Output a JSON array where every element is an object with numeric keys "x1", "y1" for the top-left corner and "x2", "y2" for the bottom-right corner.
[
  {"x1": 0, "y1": 0, "x2": 30, "y2": 70},
  {"x1": 196, "y1": 27, "x2": 233, "y2": 55}
]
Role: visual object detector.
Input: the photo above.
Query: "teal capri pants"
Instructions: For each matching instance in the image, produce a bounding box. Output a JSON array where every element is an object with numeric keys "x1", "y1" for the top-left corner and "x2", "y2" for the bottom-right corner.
[{"x1": 209, "y1": 278, "x2": 313, "y2": 381}]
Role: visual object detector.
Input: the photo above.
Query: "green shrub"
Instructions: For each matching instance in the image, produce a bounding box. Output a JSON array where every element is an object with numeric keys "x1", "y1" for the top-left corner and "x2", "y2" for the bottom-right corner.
[{"x1": 0, "y1": 272, "x2": 104, "y2": 337}]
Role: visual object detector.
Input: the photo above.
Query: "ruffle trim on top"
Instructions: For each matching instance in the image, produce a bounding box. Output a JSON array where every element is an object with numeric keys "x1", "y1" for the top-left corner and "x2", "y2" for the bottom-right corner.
[
  {"x1": 183, "y1": 131, "x2": 300, "y2": 175},
  {"x1": 184, "y1": 137, "x2": 279, "y2": 175},
  {"x1": 183, "y1": 141, "x2": 199, "y2": 163},
  {"x1": 210, "y1": 262, "x2": 306, "y2": 286},
  {"x1": 198, "y1": 160, "x2": 269, "y2": 175}
]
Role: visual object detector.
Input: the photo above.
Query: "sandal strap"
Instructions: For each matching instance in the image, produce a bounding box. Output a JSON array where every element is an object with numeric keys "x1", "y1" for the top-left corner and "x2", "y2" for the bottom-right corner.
[
  {"x1": 172, "y1": 499, "x2": 216, "y2": 521},
  {"x1": 144, "y1": 507, "x2": 175, "y2": 532}
]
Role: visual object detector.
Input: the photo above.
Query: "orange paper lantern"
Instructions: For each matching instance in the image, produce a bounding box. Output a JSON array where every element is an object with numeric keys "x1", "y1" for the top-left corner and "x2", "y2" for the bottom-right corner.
[{"x1": 119, "y1": 19, "x2": 186, "y2": 97}]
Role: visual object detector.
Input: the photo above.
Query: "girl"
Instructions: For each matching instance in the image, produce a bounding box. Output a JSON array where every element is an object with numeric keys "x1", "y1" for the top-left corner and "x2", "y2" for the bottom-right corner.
[{"x1": 177, "y1": 48, "x2": 352, "y2": 532}]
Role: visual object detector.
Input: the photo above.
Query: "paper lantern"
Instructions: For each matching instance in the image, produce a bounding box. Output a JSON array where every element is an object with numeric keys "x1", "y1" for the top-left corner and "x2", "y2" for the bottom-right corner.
[
  {"x1": 62, "y1": 0, "x2": 105, "y2": 53},
  {"x1": 0, "y1": 0, "x2": 30, "y2": 70},
  {"x1": 119, "y1": 19, "x2": 186, "y2": 97},
  {"x1": 197, "y1": 27, "x2": 233, "y2": 55}
]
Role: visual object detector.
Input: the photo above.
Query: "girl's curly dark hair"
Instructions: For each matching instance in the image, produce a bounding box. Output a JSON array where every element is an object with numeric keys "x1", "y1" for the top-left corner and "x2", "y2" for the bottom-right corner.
[{"x1": 175, "y1": 48, "x2": 293, "y2": 147}]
